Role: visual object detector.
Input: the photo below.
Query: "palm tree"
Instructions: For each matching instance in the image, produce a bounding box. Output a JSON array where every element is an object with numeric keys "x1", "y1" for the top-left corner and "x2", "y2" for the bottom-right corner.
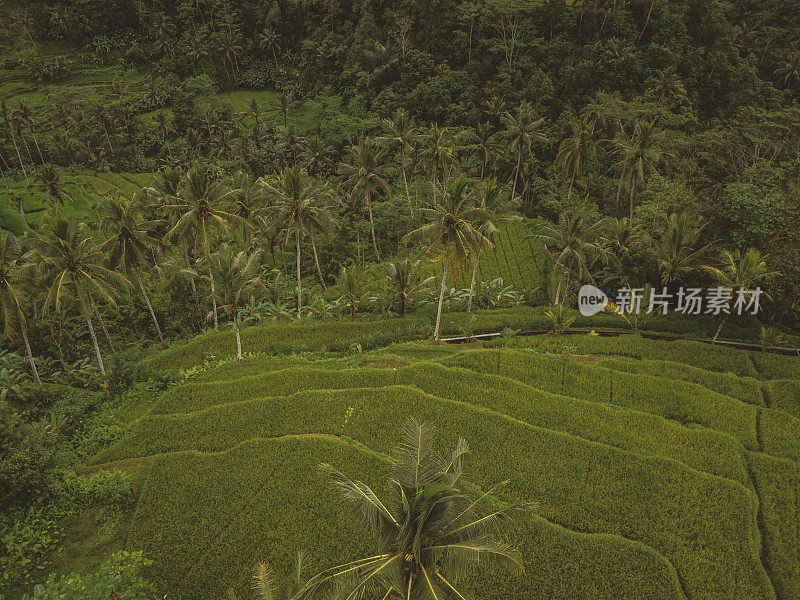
[
  {"x1": 203, "y1": 245, "x2": 263, "y2": 359},
  {"x1": 703, "y1": 249, "x2": 774, "y2": 342},
  {"x1": 532, "y1": 206, "x2": 609, "y2": 305},
  {"x1": 600, "y1": 216, "x2": 642, "y2": 267},
  {"x1": 293, "y1": 418, "x2": 534, "y2": 600},
  {"x1": 336, "y1": 264, "x2": 364, "y2": 320},
  {"x1": 655, "y1": 212, "x2": 712, "y2": 286},
  {"x1": 36, "y1": 164, "x2": 67, "y2": 205},
  {"x1": 382, "y1": 258, "x2": 434, "y2": 317},
  {"x1": 162, "y1": 165, "x2": 243, "y2": 329},
  {"x1": 338, "y1": 138, "x2": 390, "y2": 262},
  {"x1": 260, "y1": 166, "x2": 336, "y2": 318},
  {"x1": 774, "y1": 51, "x2": 800, "y2": 89},
  {"x1": 1, "y1": 101, "x2": 30, "y2": 185},
  {"x1": 556, "y1": 119, "x2": 596, "y2": 200},
  {"x1": 259, "y1": 27, "x2": 281, "y2": 69},
  {"x1": 649, "y1": 67, "x2": 681, "y2": 101},
  {"x1": 467, "y1": 179, "x2": 521, "y2": 312},
  {"x1": 472, "y1": 121, "x2": 497, "y2": 181},
  {"x1": 272, "y1": 92, "x2": 299, "y2": 128},
  {"x1": 377, "y1": 108, "x2": 418, "y2": 218},
  {"x1": 227, "y1": 171, "x2": 264, "y2": 249},
  {"x1": 501, "y1": 104, "x2": 548, "y2": 202},
  {"x1": 32, "y1": 218, "x2": 129, "y2": 382},
  {"x1": 611, "y1": 121, "x2": 669, "y2": 219},
  {"x1": 99, "y1": 197, "x2": 165, "y2": 343},
  {"x1": 0, "y1": 231, "x2": 41, "y2": 384},
  {"x1": 420, "y1": 124, "x2": 457, "y2": 199},
  {"x1": 298, "y1": 136, "x2": 333, "y2": 176},
  {"x1": 402, "y1": 177, "x2": 489, "y2": 340}
]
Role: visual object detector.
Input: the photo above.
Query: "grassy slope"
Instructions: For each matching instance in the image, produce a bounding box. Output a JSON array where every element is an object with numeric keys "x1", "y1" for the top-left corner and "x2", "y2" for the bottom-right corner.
[{"x1": 81, "y1": 324, "x2": 800, "y2": 600}]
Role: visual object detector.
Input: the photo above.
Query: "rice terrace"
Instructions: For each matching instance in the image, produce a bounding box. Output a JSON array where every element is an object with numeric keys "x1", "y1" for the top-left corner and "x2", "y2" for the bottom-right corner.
[{"x1": 1, "y1": 1, "x2": 799, "y2": 600}]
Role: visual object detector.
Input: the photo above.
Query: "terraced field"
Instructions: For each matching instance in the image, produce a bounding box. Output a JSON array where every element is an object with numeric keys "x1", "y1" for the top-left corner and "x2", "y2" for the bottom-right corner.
[{"x1": 79, "y1": 316, "x2": 800, "y2": 600}]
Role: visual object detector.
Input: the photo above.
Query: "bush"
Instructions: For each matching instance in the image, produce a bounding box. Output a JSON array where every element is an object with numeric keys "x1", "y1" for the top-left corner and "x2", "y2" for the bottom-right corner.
[{"x1": 29, "y1": 551, "x2": 154, "y2": 600}]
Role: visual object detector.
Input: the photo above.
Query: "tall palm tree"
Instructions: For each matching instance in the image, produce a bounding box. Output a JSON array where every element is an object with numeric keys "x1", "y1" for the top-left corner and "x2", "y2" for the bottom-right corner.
[
  {"x1": 402, "y1": 177, "x2": 488, "y2": 340},
  {"x1": 0, "y1": 231, "x2": 41, "y2": 384},
  {"x1": 611, "y1": 121, "x2": 669, "y2": 219},
  {"x1": 1, "y1": 101, "x2": 30, "y2": 185},
  {"x1": 655, "y1": 212, "x2": 712, "y2": 286},
  {"x1": 703, "y1": 249, "x2": 774, "y2": 342},
  {"x1": 774, "y1": 51, "x2": 800, "y2": 89},
  {"x1": 467, "y1": 179, "x2": 521, "y2": 312},
  {"x1": 203, "y1": 245, "x2": 263, "y2": 359},
  {"x1": 472, "y1": 121, "x2": 497, "y2": 181},
  {"x1": 36, "y1": 164, "x2": 67, "y2": 205},
  {"x1": 532, "y1": 206, "x2": 609, "y2": 305},
  {"x1": 259, "y1": 27, "x2": 281, "y2": 69},
  {"x1": 162, "y1": 165, "x2": 243, "y2": 329},
  {"x1": 298, "y1": 136, "x2": 333, "y2": 176},
  {"x1": 501, "y1": 104, "x2": 548, "y2": 202},
  {"x1": 382, "y1": 258, "x2": 434, "y2": 317},
  {"x1": 260, "y1": 166, "x2": 336, "y2": 318},
  {"x1": 420, "y1": 125, "x2": 457, "y2": 199},
  {"x1": 556, "y1": 119, "x2": 597, "y2": 200},
  {"x1": 293, "y1": 418, "x2": 534, "y2": 600},
  {"x1": 272, "y1": 92, "x2": 299, "y2": 128},
  {"x1": 99, "y1": 197, "x2": 165, "y2": 343},
  {"x1": 227, "y1": 171, "x2": 264, "y2": 249},
  {"x1": 338, "y1": 138, "x2": 390, "y2": 262},
  {"x1": 32, "y1": 218, "x2": 129, "y2": 381},
  {"x1": 377, "y1": 108, "x2": 418, "y2": 218}
]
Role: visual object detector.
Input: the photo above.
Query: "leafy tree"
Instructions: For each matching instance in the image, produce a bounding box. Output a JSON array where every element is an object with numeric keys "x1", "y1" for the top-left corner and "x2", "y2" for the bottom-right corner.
[
  {"x1": 533, "y1": 206, "x2": 609, "y2": 305},
  {"x1": 0, "y1": 231, "x2": 41, "y2": 384},
  {"x1": 99, "y1": 197, "x2": 165, "y2": 343},
  {"x1": 654, "y1": 212, "x2": 712, "y2": 286},
  {"x1": 501, "y1": 104, "x2": 548, "y2": 202},
  {"x1": 381, "y1": 258, "x2": 434, "y2": 317},
  {"x1": 293, "y1": 418, "x2": 534, "y2": 600},
  {"x1": 467, "y1": 179, "x2": 520, "y2": 313},
  {"x1": 31, "y1": 218, "x2": 129, "y2": 382},
  {"x1": 261, "y1": 166, "x2": 336, "y2": 318},
  {"x1": 611, "y1": 121, "x2": 670, "y2": 219},
  {"x1": 338, "y1": 138, "x2": 391, "y2": 262},
  {"x1": 377, "y1": 108, "x2": 419, "y2": 218},
  {"x1": 403, "y1": 177, "x2": 488, "y2": 339},
  {"x1": 203, "y1": 245, "x2": 263, "y2": 359},
  {"x1": 703, "y1": 248, "x2": 774, "y2": 342},
  {"x1": 162, "y1": 165, "x2": 243, "y2": 329}
]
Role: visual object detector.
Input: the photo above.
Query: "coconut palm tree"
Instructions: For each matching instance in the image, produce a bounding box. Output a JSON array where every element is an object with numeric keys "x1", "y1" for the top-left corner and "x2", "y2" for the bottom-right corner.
[
  {"x1": 162, "y1": 164, "x2": 243, "y2": 329},
  {"x1": 36, "y1": 164, "x2": 67, "y2": 205},
  {"x1": 259, "y1": 27, "x2": 281, "y2": 69},
  {"x1": 338, "y1": 138, "x2": 390, "y2": 262},
  {"x1": 272, "y1": 92, "x2": 299, "y2": 128},
  {"x1": 402, "y1": 177, "x2": 489, "y2": 340},
  {"x1": 292, "y1": 418, "x2": 534, "y2": 600},
  {"x1": 532, "y1": 206, "x2": 609, "y2": 305},
  {"x1": 501, "y1": 104, "x2": 548, "y2": 202},
  {"x1": 1, "y1": 101, "x2": 30, "y2": 185},
  {"x1": 0, "y1": 231, "x2": 41, "y2": 384},
  {"x1": 556, "y1": 119, "x2": 597, "y2": 200},
  {"x1": 774, "y1": 51, "x2": 800, "y2": 89},
  {"x1": 31, "y1": 218, "x2": 129, "y2": 382},
  {"x1": 99, "y1": 197, "x2": 165, "y2": 343},
  {"x1": 260, "y1": 166, "x2": 336, "y2": 318},
  {"x1": 377, "y1": 108, "x2": 419, "y2": 218},
  {"x1": 611, "y1": 121, "x2": 669, "y2": 219},
  {"x1": 298, "y1": 136, "x2": 333, "y2": 176},
  {"x1": 472, "y1": 121, "x2": 497, "y2": 181},
  {"x1": 336, "y1": 264, "x2": 364, "y2": 320},
  {"x1": 467, "y1": 179, "x2": 521, "y2": 312},
  {"x1": 381, "y1": 258, "x2": 434, "y2": 317},
  {"x1": 654, "y1": 212, "x2": 712, "y2": 286},
  {"x1": 227, "y1": 171, "x2": 264, "y2": 249},
  {"x1": 420, "y1": 124, "x2": 457, "y2": 199},
  {"x1": 203, "y1": 245, "x2": 263, "y2": 359},
  {"x1": 703, "y1": 249, "x2": 774, "y2": 342}
]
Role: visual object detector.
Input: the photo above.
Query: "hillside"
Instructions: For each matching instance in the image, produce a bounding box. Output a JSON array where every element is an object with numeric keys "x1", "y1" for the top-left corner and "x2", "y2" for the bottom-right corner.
[{"x1": 59, "y1": 315, "x2": 799, "y2": 600}]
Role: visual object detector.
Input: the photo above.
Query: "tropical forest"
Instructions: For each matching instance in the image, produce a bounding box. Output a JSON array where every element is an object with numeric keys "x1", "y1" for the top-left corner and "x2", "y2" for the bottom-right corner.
[{"x1": 1, "y1": 0, "x2": 799, "y2": 599}]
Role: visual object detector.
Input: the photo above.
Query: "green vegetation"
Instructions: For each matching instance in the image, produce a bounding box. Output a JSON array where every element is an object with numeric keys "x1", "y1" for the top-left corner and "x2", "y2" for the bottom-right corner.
[{"x1": 2, "y1": 0, "x2": 800, "y2": 598}]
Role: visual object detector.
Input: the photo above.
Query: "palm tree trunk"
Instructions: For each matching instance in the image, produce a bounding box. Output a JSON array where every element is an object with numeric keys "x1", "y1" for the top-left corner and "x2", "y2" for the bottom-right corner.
[
  {"x1": 311, "y1": 232, "x2": 326, "y2": 289},
  {"x1": 712, "y1": 314, "x2": 729, "y2": 343},
  {"x1": 366, "y1": 195, "x2": 381, "y2": 261},
  {"x1": 434, "y1": 239, "x2": 450, "y2": 341},
  {"x1": 467, "y1": 253, "x2": 481, "y2": 313},
  {"x1": 296, "y1": 231, "x2": 302, "y2": 320},
  {"x1": 401, "y1": 152, "x2": 414, "y2": 218},
  {"x1": 137, "y1": 269, "x2": 164, "y2": 343},
  {"x1": 554, "y1": 265, "x2": 567, "y2": 305},
  {"x1": 208, "y1": 262, "x2": 219, "y2": 330},
  {"x1": 20, "y1": 320, "x2": 41, "y2": 385},
  {"x1": 94, "y1": 304, "x2": 116, "y2": 353},
  {"x1": 511, "y1": 150, "x2": 521, "y2": 200},
  {"x1": 234, "y1": 308, "x2": 242, "y2": 359},
  {"x1": 9, "y1": 128, "x2": 29, "y2": 185},
  {"x1": 629, "y1": 175, "x2": 636, "y2": 219},
  {"x1": 84, "y1": 309, "x2": 106, "y2": 378}
]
